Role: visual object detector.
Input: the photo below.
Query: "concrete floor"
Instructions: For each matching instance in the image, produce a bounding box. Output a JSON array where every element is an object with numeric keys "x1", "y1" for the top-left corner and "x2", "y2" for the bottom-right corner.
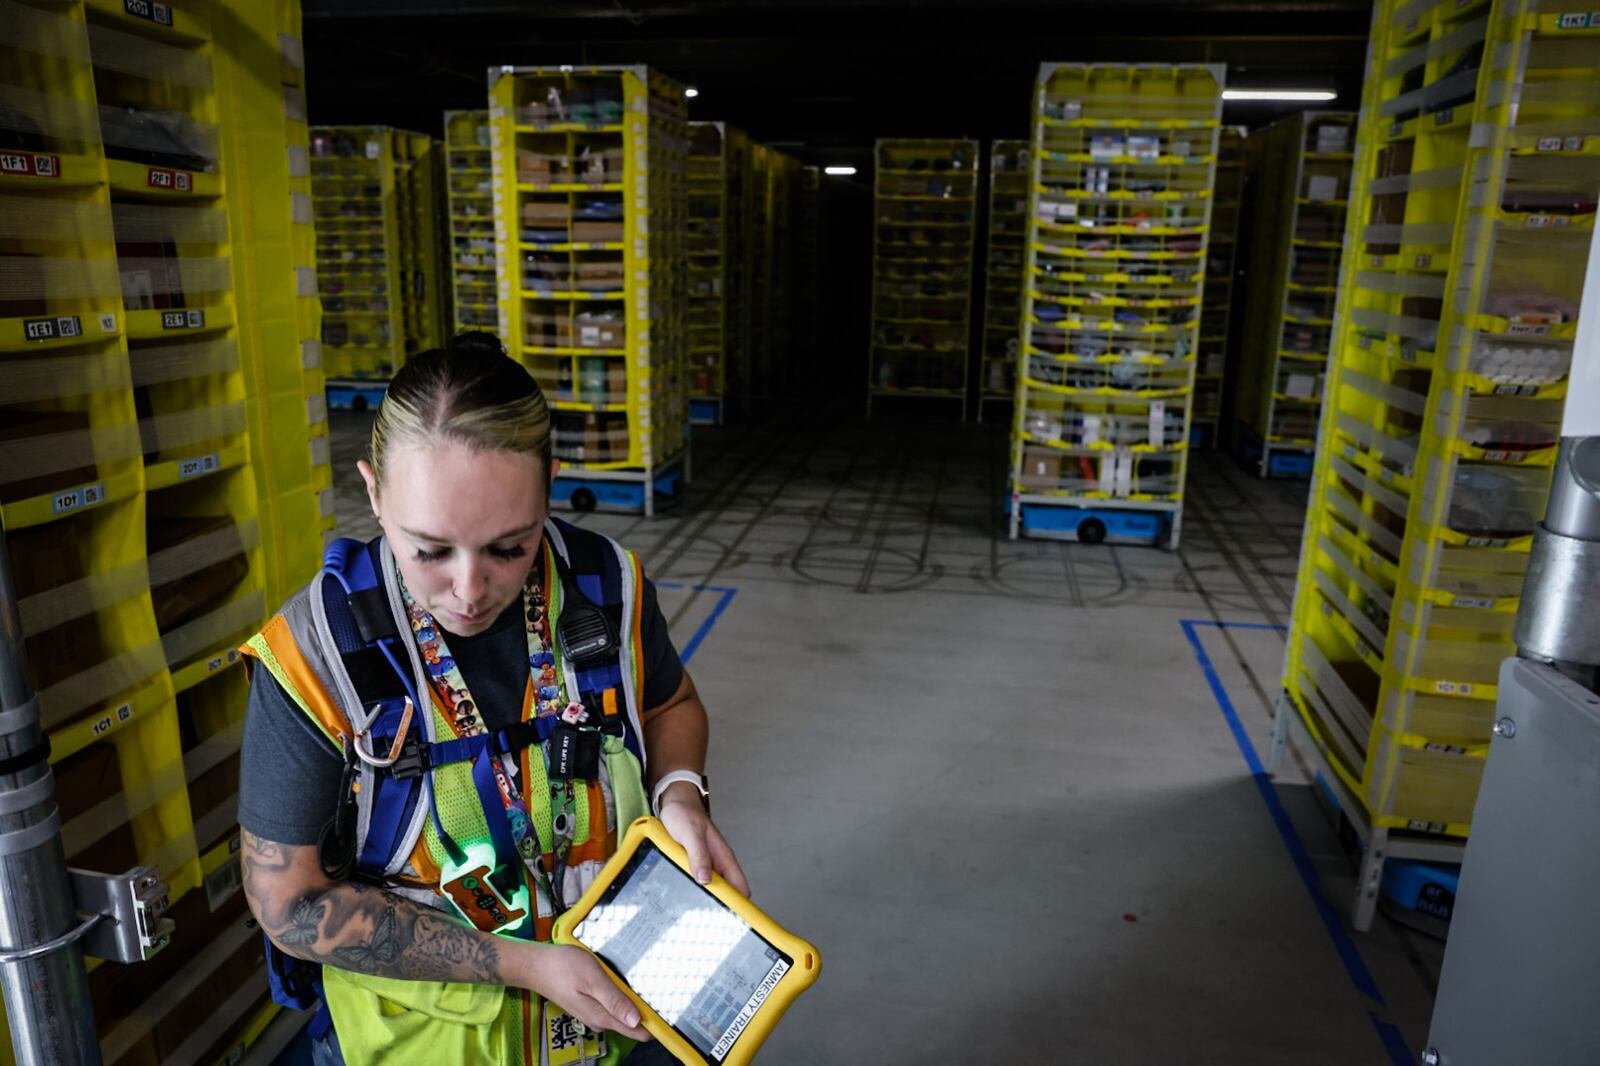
[{"x1": 327, "y1": 410, "x2": 1441, "y2": 1065}]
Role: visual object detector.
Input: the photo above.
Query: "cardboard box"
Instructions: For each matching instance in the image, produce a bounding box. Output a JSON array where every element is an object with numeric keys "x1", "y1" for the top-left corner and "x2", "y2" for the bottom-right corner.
[
  {"x1": 572, "y1": 220, "x2": 624, "y2": 243},
  {"x1": 1019, "y1": 447, "x2": 1062, "y2": 489},
  {"x1": 520, "y1": 200, "x2": 571, "y2": 225},
  {"x1": 516, "y1": 150, "x2": 570, "y2": 182},
  {"x1": 573, "y1": 259, "x2": 624, "y2": 290},
  {"x1": 524, "y1": 310, "x2": 573, "y2": 347},
  {"x1": 574, "y1": 312, "x2": 625, "y2": 349}
]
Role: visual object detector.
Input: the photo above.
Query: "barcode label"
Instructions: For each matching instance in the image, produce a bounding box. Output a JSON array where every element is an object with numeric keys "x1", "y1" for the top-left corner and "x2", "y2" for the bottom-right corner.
[
  {"x1": 52, "y1": 482, "x2": 107, "y2": 515},
  {"x1": 178, "y1": 453, "x2": 220, "y2": 480},
  {"x1": 204, "y1": 855, "x2": 243, "y2": 912}
]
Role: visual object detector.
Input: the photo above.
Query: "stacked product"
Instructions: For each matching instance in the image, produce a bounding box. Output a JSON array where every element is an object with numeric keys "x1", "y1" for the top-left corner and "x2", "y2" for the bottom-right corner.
[
  {"x1": 2, "y1": 0, "x2": 330, "y2": 1058},
  {"x1": 1008, "y1": 63, "x2": 1225, "y2": 546},
  {"x1": 869, "y1": 138, "x2": 979, "y2": 416},
  {"x1": 980, "y1": 139, "x2": 1029, "y2": 416},
  {"x1": 444, "y1": 110, "x2": 498, "y2": 332},
  {"x1": 489, "y1": 66, "x2": 689, "y2": 515},
  {"x1": 1278, "y1": 1, "x2": 1600, "y2": 931},
  {"x1": 1191, "y1": 126, "x2": 1245, "y2": 447},
  {"x1": 1235, "y1": 112, "x2": 1356, "y2": 476}
]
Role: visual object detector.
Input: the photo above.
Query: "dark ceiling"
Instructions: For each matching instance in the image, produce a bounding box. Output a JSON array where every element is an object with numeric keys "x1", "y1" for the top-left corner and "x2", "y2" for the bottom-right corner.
[{"x1": 302, "y1": 0, "x2": 1373, "y2": 162}]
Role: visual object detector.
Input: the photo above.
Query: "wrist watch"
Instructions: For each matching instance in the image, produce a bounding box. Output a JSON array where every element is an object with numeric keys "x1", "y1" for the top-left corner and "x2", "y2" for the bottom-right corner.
[{"x1": 651, "y1": 770, "x2": 710, "y2": 816}]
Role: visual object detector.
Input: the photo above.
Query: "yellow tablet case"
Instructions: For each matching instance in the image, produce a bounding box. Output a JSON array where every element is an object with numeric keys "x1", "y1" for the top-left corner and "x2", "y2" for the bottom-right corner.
[{"x1": 552, "y1": 816, "x2": 821, "y2": 1065}]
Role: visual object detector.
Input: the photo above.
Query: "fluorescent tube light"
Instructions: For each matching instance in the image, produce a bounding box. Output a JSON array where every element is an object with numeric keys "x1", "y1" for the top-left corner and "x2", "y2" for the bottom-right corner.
[{"x1": 1222, "y1": 89, "x2": 1337, "y2": 101}]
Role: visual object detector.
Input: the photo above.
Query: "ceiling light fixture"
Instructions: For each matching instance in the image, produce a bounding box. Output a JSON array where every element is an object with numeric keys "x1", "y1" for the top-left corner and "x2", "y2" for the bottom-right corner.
[
  {"x1": 684, "y1": 87, "x2": 699, "y2": 98},
  {"x1": 1222, "y1": 89, "x2": 1337, "y2": 101},
  {"x1": 824, "y1": 165, "x2": 857, "y2": 176}
]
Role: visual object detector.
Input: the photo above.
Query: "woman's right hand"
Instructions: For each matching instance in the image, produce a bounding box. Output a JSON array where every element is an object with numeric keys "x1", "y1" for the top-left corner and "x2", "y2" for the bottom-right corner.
[{"x1": 516, "y1": 942, "x2": 654, "y2": 1042}]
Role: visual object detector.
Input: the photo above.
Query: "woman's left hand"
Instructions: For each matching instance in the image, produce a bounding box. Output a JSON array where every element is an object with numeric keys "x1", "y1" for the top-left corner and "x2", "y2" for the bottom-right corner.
[{"x1": 657, "y1": 784, "x2": 750, "y2": 897}]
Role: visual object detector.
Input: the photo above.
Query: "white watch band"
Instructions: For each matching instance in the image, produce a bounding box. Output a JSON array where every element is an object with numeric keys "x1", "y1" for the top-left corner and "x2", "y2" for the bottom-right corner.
[{"x1": 651, "y1": 770, "x2": 708, "y2": 816}]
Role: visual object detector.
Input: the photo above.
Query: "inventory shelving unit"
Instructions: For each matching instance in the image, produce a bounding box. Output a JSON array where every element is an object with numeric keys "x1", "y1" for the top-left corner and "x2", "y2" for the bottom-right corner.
[
  {"x1": 489, "y1": 65, "x2": 690, "y2": 515},
  {"x1": 1273, "y1": 0, "x2": 1600, "y2": 932},
  {"x1": 979, "y1": 139, "x2": 1029, "y2": 418},
  {"x1": 1235, "y1": 112, "x2": 1356, "y2": 477},
  {"x1": 310, "y1": 125, "x2": 408, "y2": 391},
  {"x1": 1191, "y1": 126, "x2": 1245, "y2": 448},
  {"x1": 1008, "y1": 63, "x2": 1225, "y2": 547},
  {"x1": 444, "y1": 110, "x2": 498, "y2": 333},
  {"x1": 869, "y1": 138, "x2": 979, "y2": 418},
  {"x1": 2, "y1": 0, "x2": 329, "y2": 1059},
  {"x1": 687, "y1": 120, "x2": 741, "y2": 425},
  {"x1": 397, "y1": 129, "x2": 447, "y2": 354}
]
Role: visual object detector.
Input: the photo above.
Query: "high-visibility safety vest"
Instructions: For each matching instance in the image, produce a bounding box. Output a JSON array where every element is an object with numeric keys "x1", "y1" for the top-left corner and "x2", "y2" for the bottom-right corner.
[{"x1": 241, "y1": 517, "x2": 653, "y2": 1065}]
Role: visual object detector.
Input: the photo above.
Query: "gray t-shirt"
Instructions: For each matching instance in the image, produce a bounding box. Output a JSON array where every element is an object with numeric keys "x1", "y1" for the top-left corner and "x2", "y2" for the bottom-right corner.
[{"x1": 237, "y1": 575, "x2": 683, "y2": 845}]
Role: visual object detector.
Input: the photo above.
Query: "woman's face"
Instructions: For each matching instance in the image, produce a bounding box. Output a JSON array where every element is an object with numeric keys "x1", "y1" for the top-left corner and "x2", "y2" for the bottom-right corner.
[{"x1": 358, "y1": 440, "x2": 552, "y2": 636}]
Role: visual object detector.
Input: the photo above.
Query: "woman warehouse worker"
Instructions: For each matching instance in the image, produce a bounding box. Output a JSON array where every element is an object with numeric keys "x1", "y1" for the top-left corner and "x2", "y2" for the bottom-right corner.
[{"x1": 236, "y1": 332, "x2": 747, "y2": 1065}]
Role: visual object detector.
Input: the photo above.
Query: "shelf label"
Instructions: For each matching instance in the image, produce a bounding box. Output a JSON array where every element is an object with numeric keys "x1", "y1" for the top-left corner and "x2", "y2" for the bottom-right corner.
[
  {"x1": 1492, "y1": 383, "x2": 1542, "y2": 396},
  {"x1": 1415, "y1": 253, "x2": 1432, "y2": 268},
  {"x1": 1424, "y1": 741, "x2": 1468, "y2": 755},
  {"x1": 123, "y1": 0, "x2": 173, "y2": 25},
  {"x1": 1, "y1": 151, "x2": 61, "y2": 178},
  {"x1": 1408, "y1": 819, "x2": 1449, "y2": 833},
  {"x1": 1556, "y1": 12, "x2": 1594, "y2": 29},
  {"x1": 51, "y1": 481, "x2": 106, "y2": 516},
  {"x1": 1478, "y1": 448, "x2": 1531, "y2": 462},
  {"x1": 1388, "y1": 121, "x2": 1405, "y2": 138},
  {"x1": 365, "y1": 140, "x2": 381, "y2": 159},
  {"x1": 202, "y1": 648, "x2": 241, "y2": 676},
  {"x1": 23, "y1": 314, "x2": 82, "y2": 341},
  {"x1": 161, "y1": 309, "x2": 205, "y2": 330},
  {"x1": 98, "y1": 313, "x2": 117, "y2": 333},
  {"x1": 90, "y1": 701, "x2": 135, "y2": 739},
  {"x1": 1434, "y1": 108, "x2": 1454, "y2": 127},
  {"x1": 1452, "y1": 596, "x2": 1496, "y2": 609},
  {"x1": 178, "y1": 453, "x2": 220, "y2": 480},
  {"x1": 145, "y1": 166, "x2": 194, "y2": 192},
  {"x1": 1434, "y1": 680, "x2": 1475, "y2": 696}
]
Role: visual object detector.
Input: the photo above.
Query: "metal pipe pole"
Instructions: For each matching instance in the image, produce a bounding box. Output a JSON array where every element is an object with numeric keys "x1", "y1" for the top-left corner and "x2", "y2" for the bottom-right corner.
[
  {"x1": 0, "y1": 520, "x2": 101, "y2": 1066},
  {"x1": 1512, "y1": 210, "x2": 1600, "y2": 691}
]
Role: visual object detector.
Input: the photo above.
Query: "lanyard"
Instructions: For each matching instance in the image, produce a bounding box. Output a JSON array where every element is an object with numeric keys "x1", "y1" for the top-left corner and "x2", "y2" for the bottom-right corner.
[{"x1": 400, "y1": 540, "x2": 580, "y2": 928}]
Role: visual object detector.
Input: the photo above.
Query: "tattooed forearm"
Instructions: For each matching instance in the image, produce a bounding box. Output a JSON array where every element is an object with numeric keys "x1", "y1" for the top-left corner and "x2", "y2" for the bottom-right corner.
[{"x1": 240, "y1": 829, "x2": 503, "y2": 985}]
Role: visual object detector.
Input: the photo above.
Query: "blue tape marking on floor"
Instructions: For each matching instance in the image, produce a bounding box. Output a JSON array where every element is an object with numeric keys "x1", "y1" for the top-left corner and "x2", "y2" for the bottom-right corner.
[
  {"x1": 655, "y1": 583, "x2": 737, "y2": 665},
  {"x1": 1179, "y1": 619, "x2": 1411, "y2": 1066},
  {"x1": 1370, "y1": 1012, "x2": 1415, "y2": 1064}
]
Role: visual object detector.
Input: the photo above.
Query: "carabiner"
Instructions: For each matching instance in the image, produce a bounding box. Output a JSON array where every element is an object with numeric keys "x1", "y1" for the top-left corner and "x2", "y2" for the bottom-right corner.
[{"x1": 351, "y1": 697, "x2": 414, "y2": 768}]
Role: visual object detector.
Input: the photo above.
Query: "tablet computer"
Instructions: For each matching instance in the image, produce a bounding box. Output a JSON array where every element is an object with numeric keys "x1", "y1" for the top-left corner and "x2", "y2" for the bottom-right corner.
[{"x1": 553, "y1": 817, "x2": 820, "y2": 1066}]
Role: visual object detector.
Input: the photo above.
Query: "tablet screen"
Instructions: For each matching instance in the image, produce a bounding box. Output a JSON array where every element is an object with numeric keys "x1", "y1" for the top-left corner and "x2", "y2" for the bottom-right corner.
[{"x1": 573, "y1": 841, "x2": 792, "y2": 1062}]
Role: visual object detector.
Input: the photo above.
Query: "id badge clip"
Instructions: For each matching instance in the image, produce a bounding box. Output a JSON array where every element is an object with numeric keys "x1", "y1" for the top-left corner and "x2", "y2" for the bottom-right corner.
[{"x1": 440, "y1": 840, "x2": 531, "y2": 935}]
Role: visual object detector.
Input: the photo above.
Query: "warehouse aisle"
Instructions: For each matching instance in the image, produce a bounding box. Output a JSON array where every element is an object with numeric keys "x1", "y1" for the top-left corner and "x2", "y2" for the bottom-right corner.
[{"x1": 329, "y1": 411, "x2": 1440, "y2": 1064}]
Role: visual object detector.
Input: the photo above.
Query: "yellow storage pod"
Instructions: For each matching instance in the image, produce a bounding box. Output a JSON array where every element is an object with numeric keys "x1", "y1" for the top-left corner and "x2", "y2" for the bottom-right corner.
[
  {"x1": 1277, "y1": 0, "x2": 1600, "y2": 931},
  {"x1": 310, "y1": 125, "x2": 406, "y2": 383},
  {"x1": 489, "y1": 65, "x2": 689, "y2": 514},
  {"x1": 1234, "y1": 112, "x2": 1355, "y2": 476},
  {"x1": 396, "y1": 129, "x2": 447, "y2": 353},
  {"x1": 687, "y1": 120, "x2": 743, "y2": 426},
  {"x1": 980, "y1": 139, "x2": 1029, "y2": 416},
  {"x1": 1008, "y1": 63, "x2": 1225, "y2": 547},
  {"x1": 444, "y1": 109, "x2": 498, "y2": 332},
  {"x1": 1192, "y1": 126, "x2": 1245, "y2": 448},
  {"x1": 869, "y1": 138, "x2": 979, "y2": 417},
  {"x1": 2, "y1": 0, "x2": 327, "y2": 1059}
]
